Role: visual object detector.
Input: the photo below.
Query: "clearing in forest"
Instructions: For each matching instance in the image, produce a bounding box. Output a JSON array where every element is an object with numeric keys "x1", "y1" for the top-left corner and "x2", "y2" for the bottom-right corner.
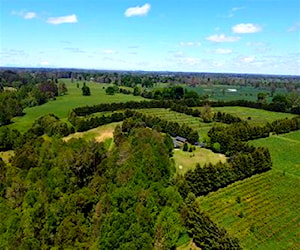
[
  {"x1": 173, "y1": 147, "x2": 226, "y2": 174},
  {"x1": 63, "y1": 122, "x2": 120, "y2": 143}
]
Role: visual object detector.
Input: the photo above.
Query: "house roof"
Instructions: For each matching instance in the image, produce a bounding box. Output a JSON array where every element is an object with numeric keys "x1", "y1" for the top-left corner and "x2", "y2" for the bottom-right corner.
[{"x1": 175, "y1": 136, "x2": 187, "y2": 142}]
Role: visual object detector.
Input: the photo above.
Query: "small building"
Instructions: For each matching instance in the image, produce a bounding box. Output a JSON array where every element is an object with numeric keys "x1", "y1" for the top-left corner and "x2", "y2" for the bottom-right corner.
[
  {"x1": 195, "y1": 142, "x2": 206, "y2": 148},
  {"x1": 173, "y1": 139, "x2": 181, "y2": 149},
  {"x1": 175, "y1": 136, "x2": 187, "y2": 143}
]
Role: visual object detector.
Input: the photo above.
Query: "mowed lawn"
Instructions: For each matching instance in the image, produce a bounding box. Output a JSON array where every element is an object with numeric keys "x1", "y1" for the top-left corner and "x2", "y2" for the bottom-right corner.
[
  {"x1": 8, "y1": 80, "x2": 145, "y2": 133},
  {"x1": 173, "y1": 148, "x2": 226, "y2": 174},
  {"x1": 211, "y1": 106, "x2": 296, "y2": 126},
  {"x1": 198, "y1": 130, "x2": 300, "y2": 249}
]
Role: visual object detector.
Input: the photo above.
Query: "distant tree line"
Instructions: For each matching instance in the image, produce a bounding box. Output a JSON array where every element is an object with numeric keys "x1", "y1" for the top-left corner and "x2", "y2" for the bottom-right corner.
[{"x1": 0, "y1": 77, "x2": 67, "y2": 125}]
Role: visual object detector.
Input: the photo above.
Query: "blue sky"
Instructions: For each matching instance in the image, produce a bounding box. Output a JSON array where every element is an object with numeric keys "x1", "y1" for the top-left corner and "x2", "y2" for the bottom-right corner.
[{"x1": 1, "y1": 0, "x2": 299, "y2": 75}]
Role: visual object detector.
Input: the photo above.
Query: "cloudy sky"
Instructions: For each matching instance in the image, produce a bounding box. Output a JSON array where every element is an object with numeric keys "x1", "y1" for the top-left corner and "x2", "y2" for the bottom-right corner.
[{"x1": 1, "y1": 0, "x2": 299, "y2": 75}]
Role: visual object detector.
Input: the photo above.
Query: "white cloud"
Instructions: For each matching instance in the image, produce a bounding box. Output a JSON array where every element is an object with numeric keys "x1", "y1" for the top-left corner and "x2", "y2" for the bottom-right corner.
[
  {"x1": 40, "y1": 61, "x2": 49, "y2": 66},
  {"x1": 232, "y1": 23, "x2": 262, "y2": 33},
  {"x1": 242, "y1": 56, "x2": 255, "y2": 63},
  {"x1": 12, "y1": 10, "x2": 37, "y2": 19},
  {"x1": 227, "y1": 7, "x2": 245, "y2": 17},
  {"x1": 288, "y1": 21, "x2": 300, "y2": 32},
  {"x1": 206, "y1": 34, "x2": 240, "y2": 42},
  {"x1": 47, "y1": 14, "x2": 78, "y2": 24},
  {"x1": 24, "y1": 12, "x2": 37, "y2": 19},
  {"x1": 102, "y1": 49, "x2": 116, "y2": 54},
  {"x1": 180, "y1": 41, "x2": 201, "y2": 47},
  {"x1": 215, "y1": 48, "x2": 232, "y2": 54},
  {"x1": 124, "y1": 3, "x2": 151, "y2": 17}
]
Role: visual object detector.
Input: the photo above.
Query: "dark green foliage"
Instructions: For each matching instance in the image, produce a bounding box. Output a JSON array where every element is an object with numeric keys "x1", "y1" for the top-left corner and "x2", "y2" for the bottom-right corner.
[
  {"x1": 120, "y1": 111, "x2": 199, "y2": 144},
  {"x1": 1, "y1": 137, "x2": 106, "y2": 248},
  {"x1": 209, "y1": 117, "x2": 300, "y2": 154},
  {"x1": 31, "y1": 114, "x2": 74, "y2": 137},
  {"x1": 133, "y1": 86, "x2": 141, "y2": 96},
  {"x1": 178, "y1": 147, "x2": 272, "y2": 197},
  {"x1": 105, "y1": 86, "x2": 115, "y2": 95},
  {"x1": 0, "y1": 127, "x2": 23, "y2": 151},
  {"x1": 213, "y1": 111, "x2": 241, "y2": 124},
  {"x1": 82, "y1": 82, "x2": 91, "y2": 96},
  {"x1": 184, "y1": 200, "x2": 241, "y2": 249},
  {"x1": 38, "y1": 81, "x2": 58, "y2": 98},
  {"x1": 183, "y1": 143, "x2": 188, "y2": 152},
  {"x1": 0, "y1": 128, "x2": 189, "y2": 249},
  {"x1": 0, "y1": 92, "x2": 23, "y2": 125}
]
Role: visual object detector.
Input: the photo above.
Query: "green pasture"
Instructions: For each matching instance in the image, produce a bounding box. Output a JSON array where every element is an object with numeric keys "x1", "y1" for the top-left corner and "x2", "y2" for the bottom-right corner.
[
  {"x1": 198, "y1": 130, "x2": 300, "y2": 249},
  {"x1": 173, "y1": 148, "x2": 226, "y2": 174},
  {"x1": 211, "y1": 106, "x2": 297, "y2": 126},
  {"x1": 7, "y1": 80, "x2": 145, "y2": 133},
  {"x1": 185, "y1": 85, "x2": 286, "y2": 102}
]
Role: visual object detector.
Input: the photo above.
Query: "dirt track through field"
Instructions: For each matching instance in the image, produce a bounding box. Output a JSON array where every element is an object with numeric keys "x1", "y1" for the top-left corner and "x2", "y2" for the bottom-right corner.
[{"x1": 95, "y1": 131, "x2": 114, "y2": 142}]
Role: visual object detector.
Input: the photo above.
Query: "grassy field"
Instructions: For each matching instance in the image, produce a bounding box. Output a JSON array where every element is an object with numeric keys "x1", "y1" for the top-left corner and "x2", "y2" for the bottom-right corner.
[
  {"x1": 7, "y1": 80, "x2": 145, "y2": 133},
  {"x1": 211, "y1": 106, "x2": 297, "y2": 126},
  {"x1": 173, "y1": 148, "x2": 226, "y2": 174},
  {"x1": 185, "y1": 85, "x2": 286, "y2": 102},
  {"x1": 64, "y1": 122, "x2": 120, "y2": 143},
  {"x1": 198, "y1": 130, "x2": 300, "y2": 249}
]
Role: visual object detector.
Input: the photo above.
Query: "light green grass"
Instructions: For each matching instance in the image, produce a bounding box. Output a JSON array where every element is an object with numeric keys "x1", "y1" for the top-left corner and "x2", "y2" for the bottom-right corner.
[
  {"x1": 211, "y1": 106, "x2": 297, "y2": 126},
  {"x1": 251, "y1": 130, "x2": 300, "y2": 177},
  {"x1": 0, "y1": 150, "x2": 14, "y2": 163},
  {"x1": 198, "y1": 130, "x2": 300, "y2": 249},
  {"x1": 7, "y1": 80, "x2": 145, "y2": 133},
  {"x1": 64, "y1": 122, "x2": 120, "y2": 143},
  {"x1": 173, "y1": 148, "x2": 227, "y2": 174}
]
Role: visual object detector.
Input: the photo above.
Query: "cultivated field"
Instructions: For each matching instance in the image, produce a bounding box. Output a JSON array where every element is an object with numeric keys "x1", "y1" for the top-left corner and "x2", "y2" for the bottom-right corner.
[
  {"x1": 8, "y1": 80, "x2": 144, "y2": 133},
  {"x1": 211, "y1": 106, "x2": 297, "y2": 126},
  {"x1": 139, "y1": 108, "x2": 223, "y2": 139},
  {"x1": 198, "y1": 130, "x2": 300, "y2": 249}
]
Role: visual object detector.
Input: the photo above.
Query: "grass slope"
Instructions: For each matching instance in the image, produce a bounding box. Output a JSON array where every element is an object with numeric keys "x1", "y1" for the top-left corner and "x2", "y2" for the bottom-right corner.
[
  {"x1": 212, "y1": 106, "x2": 296, "y2": 126},
  {"x1": 198, "y1": 130, "x2": 300, "y2": 249},
  {"x1": 8, "y1": 80, "x2": 145, "y2": 133},
  {"x1": 63, "y1": 122, "x2": 120, "y2": 143}
]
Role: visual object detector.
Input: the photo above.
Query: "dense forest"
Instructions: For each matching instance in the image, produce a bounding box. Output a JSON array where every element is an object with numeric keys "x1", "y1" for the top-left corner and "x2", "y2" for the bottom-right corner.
[{"x1": 0, "y1": 127, "x2": 242, "y2": 249}]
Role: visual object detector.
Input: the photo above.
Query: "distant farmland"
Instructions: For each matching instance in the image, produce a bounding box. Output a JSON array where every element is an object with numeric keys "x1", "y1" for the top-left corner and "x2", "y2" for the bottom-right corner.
[{"x1": 7, "y1": 80, "x2": 145, "y2": 133}]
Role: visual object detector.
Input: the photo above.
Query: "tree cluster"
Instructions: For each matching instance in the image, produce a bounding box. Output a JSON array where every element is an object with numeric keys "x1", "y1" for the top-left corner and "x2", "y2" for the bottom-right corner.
[
  {"x1": 209, "y1": 117, "x2": 300, "y2": 154},
  {"x1": 29, "y1": 114, "x2": 74, "y2": 137},
  {"x1": 213, "y1": 111, "x2": 242, "y2": 124},
  {"x1": 121, "y1": 110, "x2": 199, "y2": 144},
  {"x1": 182, "y1": 197, "x2": 241, "y2": 249},
  {"x1": 177, "y1": 147, "x2": 271, "y2": 197},
  {"x1": 0, "y1": 128, "x2": 192, "y2": 249}
]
